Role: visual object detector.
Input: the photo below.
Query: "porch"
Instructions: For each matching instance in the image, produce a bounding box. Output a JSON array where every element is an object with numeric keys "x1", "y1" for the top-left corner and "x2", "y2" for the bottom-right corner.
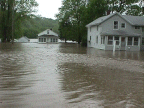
[
  {"x1": 104, "y1": 36, "x2": 141, "y2": 51},
  {"x1": 101, "y1": 30, "x2": 141, "y2": 51}
]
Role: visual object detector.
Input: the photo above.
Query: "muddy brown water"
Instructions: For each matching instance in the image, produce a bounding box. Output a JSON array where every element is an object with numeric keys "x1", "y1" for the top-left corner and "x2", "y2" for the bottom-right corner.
[{"x1": 0, "y1": 43, "x2": 144, "y2": 108}]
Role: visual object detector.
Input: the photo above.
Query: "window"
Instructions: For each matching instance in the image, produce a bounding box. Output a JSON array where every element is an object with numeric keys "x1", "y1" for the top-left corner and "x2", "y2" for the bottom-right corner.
[
  {"x1": 114, "y1": 21, "x2": 118, "y2": 29},
  {"x1": 90, "y1": 36, "x2": 91, "y2": 41},
  {"x1": 142, "y1": 27, "x2": 144, "y2": 32},
  {"x1": 142, "y1": 38, "x2": 144, "y2": 45},
  {"x1": 101, "y1": 36, "x2": 105, "y2": 44},
  {"x1": 108, "y1": 36, "x2": 113, "y2": 45},
  {"x1": 114, "y1": 36, "x2": 119, "y2": 45},
  {"x1": 121, "y1": 23, "x2": 126, "y2": 28},
  {"x1": 39, "y1": 38, "x2": 43, "y2": 42},
  {"x1": 51, "y1": 38, "x2": 53, "y2": 42},
  {"x1": 44, "y1": 38, "x2": 46, "y2": 42},
  {"x1": 96, "y1": 36, "x2": 98, "y2": 43},
  {"x1": 97, "y1": 26, "x2": 98, "y2": 31},
  {"x1": 56, "y1": 39, "x2": 58, "y2": 42},
  {"x1": 135, "y1": 26, "x2": 140, "y2": 29},
  {"x1": 53, "y1": 38, "x2": 55, "y2": 42},
  {"x1": 134, "y1": 37, "x2": 138, "y2": 45},
  {"x1": 47, "y1": 30, "x2": 49, "y2": 34},
  {"x1": 128, "y1": 37, "x2": 132, "y2": 45}
]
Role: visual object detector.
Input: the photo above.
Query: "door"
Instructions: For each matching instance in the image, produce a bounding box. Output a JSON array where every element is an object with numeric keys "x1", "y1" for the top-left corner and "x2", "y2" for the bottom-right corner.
[{"x1": 121, "y1": 37, "x2": 126, "y2": 50}]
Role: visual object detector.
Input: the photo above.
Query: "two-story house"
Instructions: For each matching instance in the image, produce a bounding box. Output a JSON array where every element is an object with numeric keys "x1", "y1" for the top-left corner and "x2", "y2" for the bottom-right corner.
[{"x1": 86, "y1": 12, "x2": 144, "y2": 51}]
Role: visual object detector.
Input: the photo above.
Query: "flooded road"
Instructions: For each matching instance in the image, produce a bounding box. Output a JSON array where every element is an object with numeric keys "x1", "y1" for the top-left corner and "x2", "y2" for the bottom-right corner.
[{"x1": 0, "y1": 43, "x2": 144, "y2": 108}]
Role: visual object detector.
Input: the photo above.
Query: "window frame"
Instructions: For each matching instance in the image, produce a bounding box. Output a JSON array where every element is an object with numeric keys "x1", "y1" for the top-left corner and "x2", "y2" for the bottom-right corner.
[
  {"x1": 142, "y1": 37, "x2": 144, "y2": 45},
  {"x1": 135, "y1": 26, "x2": 140, "y2": 29},
  {"x1": 47, "y1": 30, "x2": 49, "y2": 34},
  {"x1": 114, "y1": 21, "x2": 119, "y2": 30},
  {"x1": 134, "y1": 37, "x2": 138, "y2": 46},
  {"x1": 96, "y1": 36, "x2": 98, "y2": 44},
  {"x1": 97, "y1": 26, "x2": 98, "y2": 31},
  {"x1": 107, "y1": 36, "x2": 113, "y2": 45},
  {"x1": 114, "y1": 36, "x2": 119, "y2": 45},
  {"x1": 127, "y1": 37, "x2": 139, "y2": 46},
  {"x1": 121, "y1": 23, "x2": 126, "y2": 28},
  {"x1": 128, "y1": 37, "x2": 133, "y2": 45}
]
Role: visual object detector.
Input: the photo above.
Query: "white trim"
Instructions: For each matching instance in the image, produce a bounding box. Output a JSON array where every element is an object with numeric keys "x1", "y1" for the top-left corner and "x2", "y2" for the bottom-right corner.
[
  {"x1": 113, "y1": 21, "x2": 119, "y2": 30},
  {"x1": 121, "y1": 23, "x2": 126, "y2": 29}
]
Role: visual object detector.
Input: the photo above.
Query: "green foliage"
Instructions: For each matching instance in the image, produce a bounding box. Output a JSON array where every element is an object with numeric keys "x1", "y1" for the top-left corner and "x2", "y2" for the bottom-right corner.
[
  {"x1": 57, "y1": 0, "x2": 107, "y2": 45},
  {"x1": 21, "y1": 17, "x2": 59, "y2": 38},
  {"x1": 57, "y1": 0, "x2": 143, "y2": 46},
  {"x1": 0, "y1": 0, "x2": 38, "y2": 42},
  {"x1": 107, "y1": 0, "x2": 141, "y2": 14}
]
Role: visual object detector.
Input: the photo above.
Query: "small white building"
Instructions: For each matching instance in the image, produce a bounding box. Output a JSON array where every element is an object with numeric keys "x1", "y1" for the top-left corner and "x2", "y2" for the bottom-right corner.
[
  {"x1": 18, "y1": 36, "x2": 30, "y2": 43},
  {"x1": 38, "y1": 29, "x2": 59, "y2": 43}
]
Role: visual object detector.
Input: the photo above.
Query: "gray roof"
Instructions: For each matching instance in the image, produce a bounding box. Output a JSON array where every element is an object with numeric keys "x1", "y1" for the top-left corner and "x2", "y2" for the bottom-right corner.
[
  {"x1": 19, "y1": 36, "x2": 29, "y2": 40},
  {"x1": 86, "y1": 12, "x2": 144, "y2": 27},
  {"x1": 122, "y1": 15, "x2": 144, "y2": 26},
  {"x1": 101, "y1": 30, "x2": 141, "y2": 37}
]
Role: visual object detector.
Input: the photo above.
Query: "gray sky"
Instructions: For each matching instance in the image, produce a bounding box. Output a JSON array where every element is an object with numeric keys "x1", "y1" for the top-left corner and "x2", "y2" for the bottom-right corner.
[{"x1": 35, "y1": 0, "x2": 62, "y2": 19}]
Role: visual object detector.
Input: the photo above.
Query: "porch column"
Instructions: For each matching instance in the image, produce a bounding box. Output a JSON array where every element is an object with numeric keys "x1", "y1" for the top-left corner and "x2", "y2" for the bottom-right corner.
[
  {"x1": 119, "y1": 37, "x2": 121, "y2": 47},
  {"x1": 105, "y1": 36, "x2": 107, "y2": 45},
  {"x1": 138, "y1": 37, "x2": 141, "y2": 49},
  {"x1": 132, "y1": 37, "x2": 134, "y2": 46},
  {"x1": 126, "y1": 37, "x2": 128, "y2": 46},
  {"x1": 113, "y1": 36, "x2": 114, "y2": 43}
]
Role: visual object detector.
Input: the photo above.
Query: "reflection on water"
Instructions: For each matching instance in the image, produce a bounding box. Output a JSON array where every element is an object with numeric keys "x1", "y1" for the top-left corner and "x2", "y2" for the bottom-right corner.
[{"x1": 0, "y1": 43, "x2": 144, "y2": 108}]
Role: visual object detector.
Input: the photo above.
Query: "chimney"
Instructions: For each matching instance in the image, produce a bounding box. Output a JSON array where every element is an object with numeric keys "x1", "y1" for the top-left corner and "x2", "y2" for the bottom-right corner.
[{"x1": 107, "y1": 10, "x2": 111, "y2": 15}]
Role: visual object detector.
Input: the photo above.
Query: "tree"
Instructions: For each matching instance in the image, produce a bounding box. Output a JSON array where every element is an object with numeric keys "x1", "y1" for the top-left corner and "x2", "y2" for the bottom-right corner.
[
  {"x1": 57, "y1": 0, "x2": 86, "y2": 44},
  {"x1": 106, "y1": 0, "x2": 142, "y2": 15},
  {"x1": 0, "y1": 0, "x2": 38, "y2": 42},
  {"x1": 57, "y1": 0, "x2": 107, "y2": 45}
]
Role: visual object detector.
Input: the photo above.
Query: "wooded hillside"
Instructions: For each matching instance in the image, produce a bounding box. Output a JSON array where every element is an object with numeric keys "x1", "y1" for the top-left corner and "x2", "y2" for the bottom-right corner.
[{"x1": 21, "y1": 17, "x2": 59, "y2": 39}]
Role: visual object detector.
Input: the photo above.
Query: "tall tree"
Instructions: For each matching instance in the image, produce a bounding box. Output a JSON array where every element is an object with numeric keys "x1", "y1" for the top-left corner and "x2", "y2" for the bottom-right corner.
[
  {"x1": 57, "y1": 0, "x2": 107, "y2": 44},
  {"x1": 0, "y1": 0, "x2": 38, "y2": 42},
  {"x1": 57, "y1": 0, "x2": 86, "y2": 44}
]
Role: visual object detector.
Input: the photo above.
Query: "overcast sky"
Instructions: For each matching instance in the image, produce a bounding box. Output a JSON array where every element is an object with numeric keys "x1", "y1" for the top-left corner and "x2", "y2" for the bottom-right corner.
[{"x1": 35, "y1": 0, "x2": 63, "y2": 19}]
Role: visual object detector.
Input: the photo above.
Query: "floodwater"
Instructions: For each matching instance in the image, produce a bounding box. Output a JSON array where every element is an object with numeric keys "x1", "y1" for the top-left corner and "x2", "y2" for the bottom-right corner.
[{"x1": 0, "y1": 43, "x2": 143, "y2": 108}]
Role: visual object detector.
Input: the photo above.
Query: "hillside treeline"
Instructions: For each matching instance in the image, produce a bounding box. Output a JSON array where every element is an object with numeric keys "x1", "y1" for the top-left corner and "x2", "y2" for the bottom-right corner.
[
  {"x1": 0, "y1": 0, "x2": 59, "y2": 41},
  {"x1": 21, "y1": 17, "x2": 59, "y2": 39}
]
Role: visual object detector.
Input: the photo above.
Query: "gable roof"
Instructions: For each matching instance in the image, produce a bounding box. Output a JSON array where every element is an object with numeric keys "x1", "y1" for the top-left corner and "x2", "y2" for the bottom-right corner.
[
  {"x1": 19, "y1": 36, "x2": 29, "y2": 40},
  {"x1": 86, "y1": 12, "x2": 144, "y2": 27},
  {"x1": 38, "y1": 29, "x2": 58, "y2": 37}
]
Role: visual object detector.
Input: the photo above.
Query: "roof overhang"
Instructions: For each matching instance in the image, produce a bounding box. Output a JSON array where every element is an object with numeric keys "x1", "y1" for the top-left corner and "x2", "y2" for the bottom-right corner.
[
  {"x1": 38, "y1": 35, "x2": 59, "y2": 37},
  {"x1": 101, "y1": 30, "x2": 141, "y2": 37}
]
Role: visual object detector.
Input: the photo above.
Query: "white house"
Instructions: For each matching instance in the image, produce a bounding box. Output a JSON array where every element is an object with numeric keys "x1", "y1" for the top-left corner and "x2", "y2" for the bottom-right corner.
[
  {"x1": 38, "y1": 29, "x2": 59, "y2": 43},
  {"x1": 86, "y1": 12, "x2": 144, "y2": 51},
  {"x1": 18, "y1": 36, "x2": 30, "y2": 43}
]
